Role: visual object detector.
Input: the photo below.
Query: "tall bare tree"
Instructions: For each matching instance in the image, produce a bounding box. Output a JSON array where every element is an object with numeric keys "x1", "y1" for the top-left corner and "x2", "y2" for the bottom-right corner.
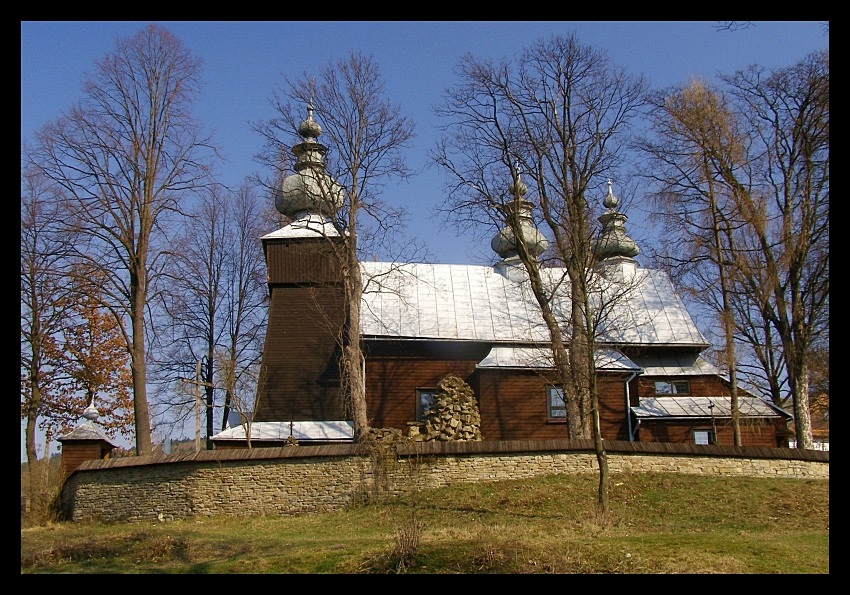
[
  {"x1": 638, "y1": 50, "x2": 828, "y2": 449},
  {"x1": 217, "y1": 182, "x2": 270, "y2": 433},
  {"x1": 721, "y1": 50, "x2": 829, "y2": 449},
  {"x1": 637, "y1": 78, "x2": 746, "y2": 445},
  {"x1": 23, "y1": 24, "x2": 216, "y2": 456},
  {"x1": 21, "y1": 166, "x2": 73, "y2": 468},
  {"x1": 432, "y1": 33, "x2": 648, "y2": 517},
  {"x1": 255, "y1": 52, "x2": 415, "y2": 443},
  {"x1": 154, "y1": 181, "x2": 269, "y2": 448},
  {"x1": 153, "y1": 184, "x2": 227, "y2": 444}
]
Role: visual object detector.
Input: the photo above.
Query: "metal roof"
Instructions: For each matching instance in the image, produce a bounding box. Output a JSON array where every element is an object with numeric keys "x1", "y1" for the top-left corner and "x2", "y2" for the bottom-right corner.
[
  {"x1": 476, "y1": 346, "x2": 641, "y2": 371},
  {"x1": 360, "y1": 262, "x2": 708, "y2": 347},
  {"x1": 260, "y1": 213, "x2": 340, "y2": 240},
  {"x1": 632, "y1": 396, "x2": 788, "y2": 419},
  {"x1": 211, "y1": 421, "x2": 354, "y2": 443},
  {"x1": 57, "y1": 420, "x2": 118, "y2": 445},
  {"x1": 628, "y1": 352, "x2": 721, "y2": 376}
]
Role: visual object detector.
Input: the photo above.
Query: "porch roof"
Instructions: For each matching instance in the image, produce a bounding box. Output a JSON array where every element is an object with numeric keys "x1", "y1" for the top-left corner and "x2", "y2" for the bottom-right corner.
[
  {"x1": 211, "y1": 420, "x2": 354, "y2": 443},
  {"x1": 632, "y1": 396, "x2": 789, "y2": 419}
]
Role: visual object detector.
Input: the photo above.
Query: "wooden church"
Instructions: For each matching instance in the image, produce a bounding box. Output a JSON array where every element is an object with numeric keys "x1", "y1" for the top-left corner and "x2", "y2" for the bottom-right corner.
[{"x1": 211, "y1": 106, "x2": 792, "y2": 449}]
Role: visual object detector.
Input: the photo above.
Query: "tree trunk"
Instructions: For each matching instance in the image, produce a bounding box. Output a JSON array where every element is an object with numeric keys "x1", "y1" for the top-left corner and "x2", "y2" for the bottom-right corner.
[
  {"x1": 569, "y1": 278, "x2": 593, "y2": 439},
  {"x1": 791, "y1": 362, "x2": 814, "y2": 450},
  {"x1": 590, "y1": 373, "x2": 609, "y2": 520},
  {"x1": 344, "y1": 252, "x2": 370, "y2": 442},
  {"x1": 131, "y1": 274, "x2": 152, "y2": 456}
]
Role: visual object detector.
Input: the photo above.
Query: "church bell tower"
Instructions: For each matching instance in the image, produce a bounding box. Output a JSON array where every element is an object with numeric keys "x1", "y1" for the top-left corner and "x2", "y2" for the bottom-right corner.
[{"x1": 254, "y1": 105, "x2": 348, "y2": 423}]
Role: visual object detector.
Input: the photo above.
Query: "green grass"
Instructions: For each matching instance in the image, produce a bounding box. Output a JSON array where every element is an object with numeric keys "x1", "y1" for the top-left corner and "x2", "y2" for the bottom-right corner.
[{"x1": 20, "y1": 472, "x2": 829, "y2": 574}]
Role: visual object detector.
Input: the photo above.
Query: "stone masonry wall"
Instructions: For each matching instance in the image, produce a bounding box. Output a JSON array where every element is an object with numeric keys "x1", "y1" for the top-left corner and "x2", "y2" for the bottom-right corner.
[
  {"x1": 62, "y1": 443, "x2": 829, "y2": 524},
  {"x1": 413, "y1": 374, "x2": 482, "y2": 442}
]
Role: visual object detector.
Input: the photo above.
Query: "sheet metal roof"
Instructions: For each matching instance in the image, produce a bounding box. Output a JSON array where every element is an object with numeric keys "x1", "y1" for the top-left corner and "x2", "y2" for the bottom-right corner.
[
  {"x1": 632, "y1": 396, "x2": 787, "y2": 419},
  {"x1": 211, "y1": 421, "x2": 354, "y2": 443},
  {"x1": 476, "y1": 346, "x2": 641, "y2": 371},
  {"x1": 360, "y1": 262, "x2": 708, "y2": 347},
  {"x1": 57, "y1": 420, "x2": 118, "y2": 445},
  {"x1": 260, "y1": 213, "x2": 340, "y2": 239},
  {"x1": 628, "y1": 352, "x2": 721, "y2": 376}
]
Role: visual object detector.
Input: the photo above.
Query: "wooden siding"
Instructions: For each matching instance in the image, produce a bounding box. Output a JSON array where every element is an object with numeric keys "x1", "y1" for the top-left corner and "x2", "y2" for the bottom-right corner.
[
  {"x1": 61, "y1": 442, "x2": 110, "y2": 478},
  {"x1": 365, "y1": 357, "x2": 482, "y2": 431},
  {"x1": 263, "y1": 238, "x2": 341, "y2": 285},
  {"x1": 598, "y1": 375, "x2": 634, "y2": 441},
  {"x1": 364, "y1": 348, "x2": 636, "y2": 443},
  {"x1": 476, "y1": 371, "x2": 634, "y2": 441},
  {"x1": 477, "y1": 369, "x2": 563, "y2": 441},
  {"x1": 637, "y1": 418, "x2": 789, "y2": 448},
  {"x1": 634, "y1": 374, "x2": 732, "y2": 399},
  {"x1": 254, "y1": 285, "x2": 346, "y2": 422}
]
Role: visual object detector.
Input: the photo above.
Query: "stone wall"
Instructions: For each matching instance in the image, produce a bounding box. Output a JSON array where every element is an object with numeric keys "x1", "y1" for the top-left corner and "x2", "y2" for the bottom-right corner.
[
  {"x1": 412, "y1": 374, "x2": 482, "y2": 442},
  {"x1": 61, "y1": 440, "x2": 828, "y2": 524}
]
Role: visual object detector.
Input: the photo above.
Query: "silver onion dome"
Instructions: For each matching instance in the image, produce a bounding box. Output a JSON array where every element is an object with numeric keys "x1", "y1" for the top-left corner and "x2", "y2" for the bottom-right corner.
[
  {"x1": 275, "y1": 103, "x2": 346, "y2": 219},
  {"x1": 594, "y1": 180, "x2": 639, "y2": 261},
  {"x1": 491, "y1": 171, "x2": 548, "y2": 260}
]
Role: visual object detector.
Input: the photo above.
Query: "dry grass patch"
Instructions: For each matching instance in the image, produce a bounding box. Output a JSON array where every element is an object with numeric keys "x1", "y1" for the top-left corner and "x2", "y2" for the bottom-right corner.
[{"x1": 21, "y1": 472, "x2": 828, "y2": 574}]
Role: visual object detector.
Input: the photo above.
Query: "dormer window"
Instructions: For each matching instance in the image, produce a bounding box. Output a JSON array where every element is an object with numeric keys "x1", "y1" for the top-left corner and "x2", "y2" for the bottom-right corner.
[{"x1": 654, "y1": 380, "x2": 691, "y2": 395}]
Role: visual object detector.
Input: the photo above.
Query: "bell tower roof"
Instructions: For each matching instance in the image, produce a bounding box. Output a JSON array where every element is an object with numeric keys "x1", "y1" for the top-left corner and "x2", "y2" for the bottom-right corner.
[{"x1": 273, "y1": 103, "x2": 346, "y2": 236}]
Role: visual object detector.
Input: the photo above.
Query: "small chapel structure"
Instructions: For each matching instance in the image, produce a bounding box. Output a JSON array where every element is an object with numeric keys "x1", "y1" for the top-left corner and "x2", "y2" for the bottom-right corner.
[{"x1": 57, "y1": 404, "x2": 117, "y2": 477}]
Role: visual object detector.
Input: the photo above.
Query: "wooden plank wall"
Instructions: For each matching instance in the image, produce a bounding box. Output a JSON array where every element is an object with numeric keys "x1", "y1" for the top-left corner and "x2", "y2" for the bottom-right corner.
[{"x1": 254, "y1": 285, "x2": 346, "y2": 422}]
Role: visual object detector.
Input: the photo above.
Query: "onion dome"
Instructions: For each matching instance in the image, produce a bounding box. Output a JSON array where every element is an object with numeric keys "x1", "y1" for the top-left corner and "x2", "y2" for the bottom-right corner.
[
  {"x1": 57, "y1": 401, "x2": 116, "y2": 446},
  {"x1": 594, "y1": 180, "x2": 639, "y2": 261},
  {"x1": 83, "y1": 403, "x2": 100, "y2": 421},
  {"x1": 491, "y1": 172, "x2": 549, "y2": 260},
  {"x1": 275, "y1": 103, "x2": 346, "y2": 219}
]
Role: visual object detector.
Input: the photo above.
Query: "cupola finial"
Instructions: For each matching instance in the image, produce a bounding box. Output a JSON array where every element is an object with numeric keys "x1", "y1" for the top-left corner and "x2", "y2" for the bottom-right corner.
[
  {"x1": 275, "y1": 101, "x2": 345, "y2": 222},
  {"x1": 594, "y1": 180, "x2": 639, "y2": 262},
  {"x1": 492, "y1": 167, "x2": 548, "y2": 266}
]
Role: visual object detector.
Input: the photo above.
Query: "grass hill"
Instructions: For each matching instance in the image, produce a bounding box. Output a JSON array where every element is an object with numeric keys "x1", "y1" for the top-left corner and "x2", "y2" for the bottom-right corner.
[{"x1": 20, "y1": 471, "x2": 828, "y2": 574}]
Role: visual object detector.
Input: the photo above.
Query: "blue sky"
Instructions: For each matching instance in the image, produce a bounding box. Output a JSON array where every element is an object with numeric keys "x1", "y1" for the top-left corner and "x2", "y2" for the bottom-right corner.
[
  {"x1": 21, "y1": 20, "x2": 828, "y2": 264},
  {"x1": 21, "y1": 20, "x2": 828, "y2": 458}
]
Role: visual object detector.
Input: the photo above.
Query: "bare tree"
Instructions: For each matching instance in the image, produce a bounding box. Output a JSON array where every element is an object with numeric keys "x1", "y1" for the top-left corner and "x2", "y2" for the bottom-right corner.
[
  {"x1": 23, "y1": 24, "x2": 217, "y2": 456},
  {"x1": 255, "y1": 52, "x2": 415, "y2": 443},
  {"x1": 637, "y1": 50, "x2": 828, "y2": 450},
  {"x1": 153, "y1": 180, "x2": 268, "y2": 448},
  {"x1": 432, "y1": 33, "x2": 648, "y2": 517},
  {"x1": 215, "y1": 347, "x2": 265, "y2": 449},
  {"x1": 636, "y1": 78, "x2": 746, "y2": 445},
  {"x1": 218, "y1": 182, "x2": 270, "y2": 433},
  {"x1": 713, "y1": 22, "x2": 754, "y2": 32},
  {"x1": 21, "y1": 166, "x2": 74, "y2": 468},
  {"x1": 153, "y1": 185, "x2": 228, "y2": 444},
  {"x1": 721, "y1": 50, "x2": 829, "y2": 449}
]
